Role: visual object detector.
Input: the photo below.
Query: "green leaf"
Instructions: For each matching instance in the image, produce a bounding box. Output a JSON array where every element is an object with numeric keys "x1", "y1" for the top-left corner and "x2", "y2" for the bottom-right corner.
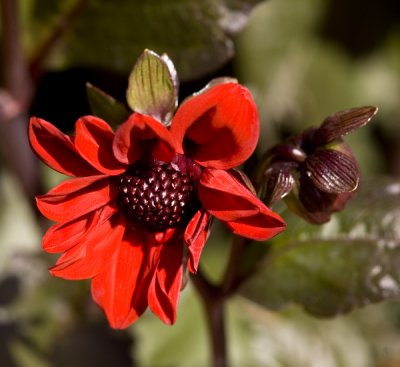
[
  {"x1": 126, "y1": 50, "x2": 177, "y2": 124},
  {"x1": 86, "y1": 83, "x2": 130, "y2": 127},
  {"x1": 240, "y1": 177, "x2": 400, "y2": 316},
  {"x1": 28, "y1": 0, "x2": 264, "y2": 80}
]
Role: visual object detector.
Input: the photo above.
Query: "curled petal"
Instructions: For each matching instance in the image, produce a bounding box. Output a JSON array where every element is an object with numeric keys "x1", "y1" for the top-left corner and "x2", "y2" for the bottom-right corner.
[
  {"x1": 113, "y1": 113, "x2": 176, "y2": 164},
  {"x1": 148, "y1": 239, "x2": 183, "y2": 325},
  {"x1": 198, "y1": 169, "x2": 260, "y2": 220},
  {"x1": 29, "y1": 117, "x2": 99, "y2": 176},
  {"x1": 171, "y1": 83, "x2": 259, "y2": 169},
  {"x1": 224, "y1": 210, "x2": 286, "y2": 241},
  {"x1": 184, "y1": 209, "x2": 213, "y2": 273},
  {"x1": 312, "y1": 106, "x2": 378, "y2": 145},
  {"x1": 305, "y1": 149, "x2": 360, "y2": 194},
  {"x1": 91, "y1": 227, "x2": 150, "y2": 329},
  {"x1": 74, "y1": 116, "x2": 127, "y2": 175},
  {"x1": 50, "y1": 215, "x2": 125, "y2": 280},
  {"x1": 36, "y1": 176, "x2": 112, "y2": 222},
  {"x1": 42, "y1": 204, "x2": 118, "y2": 254},
  {"x1": 199, "y1": 169, "x2": 285, "y2": 240}
]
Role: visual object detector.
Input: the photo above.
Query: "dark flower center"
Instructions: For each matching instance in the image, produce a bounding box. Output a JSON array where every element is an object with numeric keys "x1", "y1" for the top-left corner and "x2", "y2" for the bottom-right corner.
[{"x1": 116, "y1": 160, "x2": 200, "y2": 231}]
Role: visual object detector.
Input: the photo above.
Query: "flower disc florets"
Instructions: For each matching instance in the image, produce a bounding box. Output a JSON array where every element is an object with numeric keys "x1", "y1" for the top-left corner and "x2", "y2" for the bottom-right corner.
[{"x1": 116, "y1": 157, "x2": 201, "y2": 231}]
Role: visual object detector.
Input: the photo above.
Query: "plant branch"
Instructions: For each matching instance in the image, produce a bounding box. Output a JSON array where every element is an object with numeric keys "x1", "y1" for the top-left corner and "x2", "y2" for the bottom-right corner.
[
  {"x1": 0, "y1": 0, "x2": 41, "y2": 200},
  {"x1": 222, "y1": 235, "x2": 249, "y2": 295},
  {"x1": 29, "y1": 0, "x2": 87, "y2": 80},
  {"x1": 1, "y1": 0, "x2": 31, "y2": 104}
]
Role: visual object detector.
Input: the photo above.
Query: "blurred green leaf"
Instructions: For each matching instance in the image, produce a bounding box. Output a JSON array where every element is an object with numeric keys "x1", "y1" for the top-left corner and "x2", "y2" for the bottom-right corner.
[
  {"x1": 29, "y1": 0, "x2": 264, "y2": 80},
  {"x1": 240, "y1": 177, "x2": 400, "y2": 316},
  {"x1": 86, "y1": 83, "x2": 130, "y2": 127},
  {"x1": 133, "y1": 286, "x2": 259, "y2": 367},
  {"x1": 126, "y1": 50, "x2": 177, "y2": 123}
]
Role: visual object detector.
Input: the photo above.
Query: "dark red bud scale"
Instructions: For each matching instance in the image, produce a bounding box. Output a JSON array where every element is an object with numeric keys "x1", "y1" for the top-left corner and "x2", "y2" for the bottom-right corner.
[{"x1": 269, "y1": 144, "x2": 307, "y2": 163}]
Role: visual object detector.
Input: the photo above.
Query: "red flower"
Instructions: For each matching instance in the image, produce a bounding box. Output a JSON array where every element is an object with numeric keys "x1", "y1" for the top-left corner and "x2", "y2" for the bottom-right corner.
[{"x1": 29, "y1": 82, "x2": 285, "y2": 329}]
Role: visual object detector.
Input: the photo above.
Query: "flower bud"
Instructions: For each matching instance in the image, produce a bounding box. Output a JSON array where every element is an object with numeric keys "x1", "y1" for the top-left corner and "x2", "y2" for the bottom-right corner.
[{"x1": 260, "y1": 106, "x2": 378, "y2": 224}]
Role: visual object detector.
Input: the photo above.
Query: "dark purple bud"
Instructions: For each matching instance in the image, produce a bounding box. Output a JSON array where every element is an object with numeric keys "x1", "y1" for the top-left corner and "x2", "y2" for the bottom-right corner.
[
  {"x1": 312, "y1": 106, "x2": 378, "y2": 146},
  {"x1": 297, "y1": 174, "x2": 342, "y2": 224},
  {"x1": 304, "y1": 149, "x2": 360, "y2": 194},
  {"x1": 262, "y1": 161, "x2": 297, "y2": 206},
  {"x1": 268, "y1": 144, "x2": 307, "y2": 163},
  {"x1": 284, "y1": 187, "x2": 332, "y2": 225},
  {"x1": 329, "y1": 189, "x2": 357, "y2": 213}
]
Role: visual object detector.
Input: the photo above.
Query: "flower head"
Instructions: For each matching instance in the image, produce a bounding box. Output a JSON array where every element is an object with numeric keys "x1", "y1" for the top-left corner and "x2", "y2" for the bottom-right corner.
[
  {"x1": 29, "y1": 78, "x2": 285, "y2": 328},
  {"x1": 260, "y1": 106, "x2": 378, "y2": 224}
]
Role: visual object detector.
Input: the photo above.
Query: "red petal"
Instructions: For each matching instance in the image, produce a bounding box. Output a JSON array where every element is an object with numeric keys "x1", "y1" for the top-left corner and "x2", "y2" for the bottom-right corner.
[
  {"x1": 148, "y1": 240, "x2": 183, "y2": 325},
  {"x1": 29, "y1": 117, "x2": 99, "y2": 176},
  {"x1": 43, "y1": 215, "x2": 89, "y2": 254},
  {"x1": 50, "y1": 215, "x2": 125, "y2": 280},
  {"x1": 90, "y1": 227, "x2": 150, "y2": 329},
  {"x1": 113, "y1": 113, "x2": 176, "y2": 164},
  {"x1": 74, "y1": 116, "x2": 127, "y2": 175},
  {"x1": 198, "y1": 169, "x2": 260, "y2": 220},
  {"x1": 171, "y1": 83, "x2": 259, "y2": 169},
  {"x1": 199, "y1": 169, "x2": 286, "y2": 240},
  {"x1": 184, "y1": 209, "x2": 212, "y2": 273},
  {"x1": 36, "y1": 176, "x2": 112, "y2": 222},
  {"x1": 223, "y1": 211, "x2": 286, "y2": 241},
  {"x1": 42, "y1": 204, "x2": 118, "y2": 254}
]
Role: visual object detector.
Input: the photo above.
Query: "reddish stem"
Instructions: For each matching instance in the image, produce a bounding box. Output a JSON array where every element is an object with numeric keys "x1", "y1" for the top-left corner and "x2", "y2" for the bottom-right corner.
[{"x1": 191, "y1": 271, "x2": 227, "y2": 367}]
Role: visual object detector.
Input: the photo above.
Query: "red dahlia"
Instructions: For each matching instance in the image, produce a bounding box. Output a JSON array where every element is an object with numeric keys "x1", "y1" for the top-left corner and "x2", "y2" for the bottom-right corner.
[{"x1": 29, "y1": 81, "x2": 285, "y2": 329}]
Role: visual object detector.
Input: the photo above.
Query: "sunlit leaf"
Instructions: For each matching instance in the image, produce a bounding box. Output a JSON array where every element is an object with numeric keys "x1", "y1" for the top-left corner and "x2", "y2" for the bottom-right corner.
[
  {"x1": 240, "y1": 178, "x2": 400, "y2": 316},
  {"x1": 126, "y1": 50, "x2": 177, "y2": 124}
]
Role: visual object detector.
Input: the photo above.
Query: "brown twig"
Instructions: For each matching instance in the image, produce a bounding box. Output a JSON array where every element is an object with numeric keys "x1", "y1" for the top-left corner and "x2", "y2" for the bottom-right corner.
[
  {"x1": 29, "y1": 0, "x2": 88, "y2": 81},
  {"x1": 1, "y1": 0, "x2": 32, "y2": 104}
]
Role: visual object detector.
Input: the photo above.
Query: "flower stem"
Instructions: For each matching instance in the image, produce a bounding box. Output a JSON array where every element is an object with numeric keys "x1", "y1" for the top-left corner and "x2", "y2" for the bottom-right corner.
[
  {"x1": 191, "y1": 271, "x2": 227, "y2": 367},
  {"x1": 204, "y1": 297, "x2": 227, "y2": 367},
  {"x1": 222, "y1": 236, "x2": 248, "y2": 295}
]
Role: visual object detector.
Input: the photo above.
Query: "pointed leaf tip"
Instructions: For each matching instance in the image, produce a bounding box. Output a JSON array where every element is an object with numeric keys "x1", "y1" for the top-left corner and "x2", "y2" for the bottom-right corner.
[{"x1": 126, "y1": 50, "x2": 178, "y2": 125}]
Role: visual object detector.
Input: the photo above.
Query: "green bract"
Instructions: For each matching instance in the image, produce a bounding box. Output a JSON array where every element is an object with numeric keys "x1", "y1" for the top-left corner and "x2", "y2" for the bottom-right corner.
[{"x1": 126, "y1": 50, "x2": 178, "y2": 124}]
